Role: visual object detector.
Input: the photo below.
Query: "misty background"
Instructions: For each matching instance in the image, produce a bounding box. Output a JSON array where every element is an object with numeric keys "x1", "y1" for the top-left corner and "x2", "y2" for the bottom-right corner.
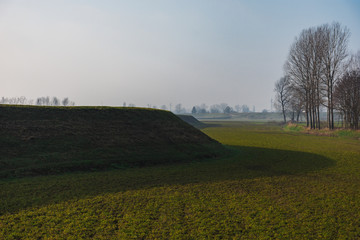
[{"x1": 1, "y1": 0, "x2": 359, "y2": 111}]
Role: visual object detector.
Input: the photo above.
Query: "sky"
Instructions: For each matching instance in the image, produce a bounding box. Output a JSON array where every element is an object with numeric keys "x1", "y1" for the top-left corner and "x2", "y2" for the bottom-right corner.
[{"x1": 1, "y1": 0, "x2": 359, "y2": 111}]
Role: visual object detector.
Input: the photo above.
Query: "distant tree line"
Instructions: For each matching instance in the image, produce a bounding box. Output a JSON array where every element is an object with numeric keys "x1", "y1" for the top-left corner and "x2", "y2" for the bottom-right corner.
[
  {"x1": 2, "y1": 97, "x2": 265, "y2": 115},
  {"x1": 0, "y1": 96, "x2": 75, "y2": 106},
  {"x1": 0, "y1": 96, "x2": 32, "y2": 105},
  {"x1": 275, "y1": 22, "x2": 360, "y2": 129},
  {"x1": 143, "y1": 103, "x2": 258, "y2": 114},
  {"x1": 186, "y1": 103, "x2": 254, "y2": 114}
]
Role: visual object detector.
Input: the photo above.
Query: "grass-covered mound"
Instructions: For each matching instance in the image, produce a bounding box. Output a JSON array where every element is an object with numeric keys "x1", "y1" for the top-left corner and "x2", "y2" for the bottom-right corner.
[
  {"x1": 177, "y1": 114, "x2": 208, "y2": 129},
  {"x1": 0, "y1": 105, "x2": 226, "y2": 179}
]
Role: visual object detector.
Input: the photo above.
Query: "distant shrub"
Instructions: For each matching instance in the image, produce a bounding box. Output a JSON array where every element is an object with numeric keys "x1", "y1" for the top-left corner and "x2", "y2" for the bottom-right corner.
[{"x1": 284, "y1": 123, "x2": 304, "y2": 132}]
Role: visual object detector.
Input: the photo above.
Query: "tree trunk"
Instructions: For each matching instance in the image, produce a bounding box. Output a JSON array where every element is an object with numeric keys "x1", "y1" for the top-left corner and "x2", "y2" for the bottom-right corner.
[
  {"x1": 317, "y1": 105, "x2": 321, "y2": 129},
  {"x1": 327, "y1": 89, "x2": 331, "y2": 129},
  {"x1": 282, "y1": 109, "x2": 286, "y2": 123}
]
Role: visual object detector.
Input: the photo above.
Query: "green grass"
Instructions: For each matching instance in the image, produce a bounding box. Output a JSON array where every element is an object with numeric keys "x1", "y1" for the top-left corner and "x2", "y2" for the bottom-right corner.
[
  {"x1": 283, "y1": 123, "x2": 305, "y2": 132},
  {"x1": 284, "y1": 122, "x2": 360, "y2": 139},
  {"x1": 1, "y1": 121, "x2": 360, "y2": 239},
  {"x1": 194, "y1": 112, "x2": 289, "y2": 122},
  {"x1": 0, "y1": 105, "x2": 226, "y2": 178},
  {"x1": 336, "y1": 129, "x2": 360, "y2": 138}
]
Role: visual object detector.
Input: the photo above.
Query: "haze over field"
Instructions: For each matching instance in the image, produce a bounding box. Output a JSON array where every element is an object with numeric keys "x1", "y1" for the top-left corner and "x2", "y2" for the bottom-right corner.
[{"x1": 1, "y1": 0, "x2": 359, "y2": 110}]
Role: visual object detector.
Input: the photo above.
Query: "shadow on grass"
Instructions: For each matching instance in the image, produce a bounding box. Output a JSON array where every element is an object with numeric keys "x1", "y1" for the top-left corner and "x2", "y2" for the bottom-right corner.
[{"x1": 0, "y1": 145, "x2": 335, "y2": 215}]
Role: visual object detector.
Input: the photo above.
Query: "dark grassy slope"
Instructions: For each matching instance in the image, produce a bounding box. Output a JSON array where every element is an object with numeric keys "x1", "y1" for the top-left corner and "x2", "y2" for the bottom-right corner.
[
  {"x1": 0, "y1": 105, "x2": 226, "y2": 179},
  {"x1": 176, "y1": 114, "x2": 209, "y2": 129}
]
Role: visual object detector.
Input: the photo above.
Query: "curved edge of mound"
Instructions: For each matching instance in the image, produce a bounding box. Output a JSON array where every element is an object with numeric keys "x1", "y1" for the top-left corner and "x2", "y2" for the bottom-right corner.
[
  {"x1": 176, "y1": 114, "x2": 209, "y2": 129},
  {"x1": 0, "y1": 105, "x2": 229, "y2": 179}
]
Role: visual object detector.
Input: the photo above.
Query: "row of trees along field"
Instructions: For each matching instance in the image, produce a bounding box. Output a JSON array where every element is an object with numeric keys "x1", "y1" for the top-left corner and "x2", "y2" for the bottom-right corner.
[
  {"x1": 132, "y1": 103, "x2": 257, "y2": 114},
  {"x1": 275, "y1": 22, "x2": 360, "y2": 129},
  {"x1": 190, "y1": 104, "x2": 254, "y2": 114},
  {"x1": 0, "y1": 96, "x2": 75, "y2": 106}
]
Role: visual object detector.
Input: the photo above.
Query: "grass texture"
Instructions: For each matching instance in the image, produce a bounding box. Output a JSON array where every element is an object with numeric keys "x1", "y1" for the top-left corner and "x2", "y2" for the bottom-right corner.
[
  {"x1": 1, "y1": 121, "x2": 360, "y2": 239},
  {"x1": 0, "y1": 105, "x2": 225, "y2": 179}
]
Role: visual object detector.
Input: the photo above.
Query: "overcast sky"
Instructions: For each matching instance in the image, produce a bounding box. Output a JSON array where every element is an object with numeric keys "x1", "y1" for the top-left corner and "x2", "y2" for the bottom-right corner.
[{"x1": 1, "y1": 0, "x2": 359, "y2": 111}]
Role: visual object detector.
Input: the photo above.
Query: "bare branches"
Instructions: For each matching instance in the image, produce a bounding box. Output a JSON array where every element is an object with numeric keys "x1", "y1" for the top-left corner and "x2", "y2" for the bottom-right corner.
[
  {"x1": 321, "y1": 22, "x2": 350, "y2": 129},
  {"x1": 283, "y1": 22, "x2": 351, "y2": 129},
  {"x1": 274, "y1": 76, "x2": 291, "y2": 123},
  {"x1": 334, "y1": 51, "x2": 360, "y2": 129}
]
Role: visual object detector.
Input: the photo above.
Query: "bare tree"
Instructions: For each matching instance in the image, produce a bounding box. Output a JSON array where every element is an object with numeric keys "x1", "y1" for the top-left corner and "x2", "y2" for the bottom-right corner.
[
  {"x1": 241, "y1": 105, "x2": 250, "y2": 113},
  {"x1": 18, "y1": 96, "x2": 27, "y2": 105},
  {"x1": 52, "y1": 97, "x2": 60, "y2": 106},
  {"x1": 224, "y1": 106, "x2": 232, "y2": 114},
  {"x1": 36, "y1": 97, "x2": 48, "y2": 106},
  {"x1": 45, "y1": 96, "x2": 50, "y2": 105},
  {"x1": 322, "y1": 22, "x2": 350, "y2": 129},
  {"x1": 199, "y1": 103, "x2": 208, "y2": 113},
  {"x1": 219, "y1": 103, "x2": 229, "y2": 113},
  {"x1": 334, "y1": 51, "x2": 360, "y2": 129},
  {"x1": 62, "y1": 98, "x2": 69, "y2": 106},
  {"x1": 210, "y1": 104, "x2": 221, "y2": 113},
  {"x1": 284, "y1": 23, "x2": 349, "y2": 129},
  {"x1": 286, "y1": 29, "x2": 313, "y2": 126},
  {"x1": 191, "y1": 106, "x2": 197, "y2": 114},
  {"x1": 288, "y1": 89, "x2": 304, "y2": 122},
  {"x1": 174, "y1": 104, "x2": 185, "y2": 114},
  {"x1": 274, "y1": 76, "x2": 292, "y2": 123},
  {"x1": 197, "y1": 107, "x2": 207, "y2": 114}
]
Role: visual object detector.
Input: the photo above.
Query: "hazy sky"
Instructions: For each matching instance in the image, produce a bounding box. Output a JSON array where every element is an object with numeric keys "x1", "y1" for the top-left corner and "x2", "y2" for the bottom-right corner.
[{"x1": 1, "y1": 0, "x2": 359, "y2": 111}]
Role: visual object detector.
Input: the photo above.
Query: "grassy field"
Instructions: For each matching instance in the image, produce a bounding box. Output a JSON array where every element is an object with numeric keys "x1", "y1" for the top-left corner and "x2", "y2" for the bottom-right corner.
[
  {"x1": 193, "y1": 112, "x2": 282, "y2": 121},
  {"x1": 1, "y1": 121, "x2": 360, "y2": 239},
  {"x1": 284, "y1": 122, "x2": 360, "y2": 138},
  {"x1": 193, "y1": 111, "x2": 338, "y2": 123},
  {"x1": 193, "y1": 112, "x2": 289, "y2": 122}
]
